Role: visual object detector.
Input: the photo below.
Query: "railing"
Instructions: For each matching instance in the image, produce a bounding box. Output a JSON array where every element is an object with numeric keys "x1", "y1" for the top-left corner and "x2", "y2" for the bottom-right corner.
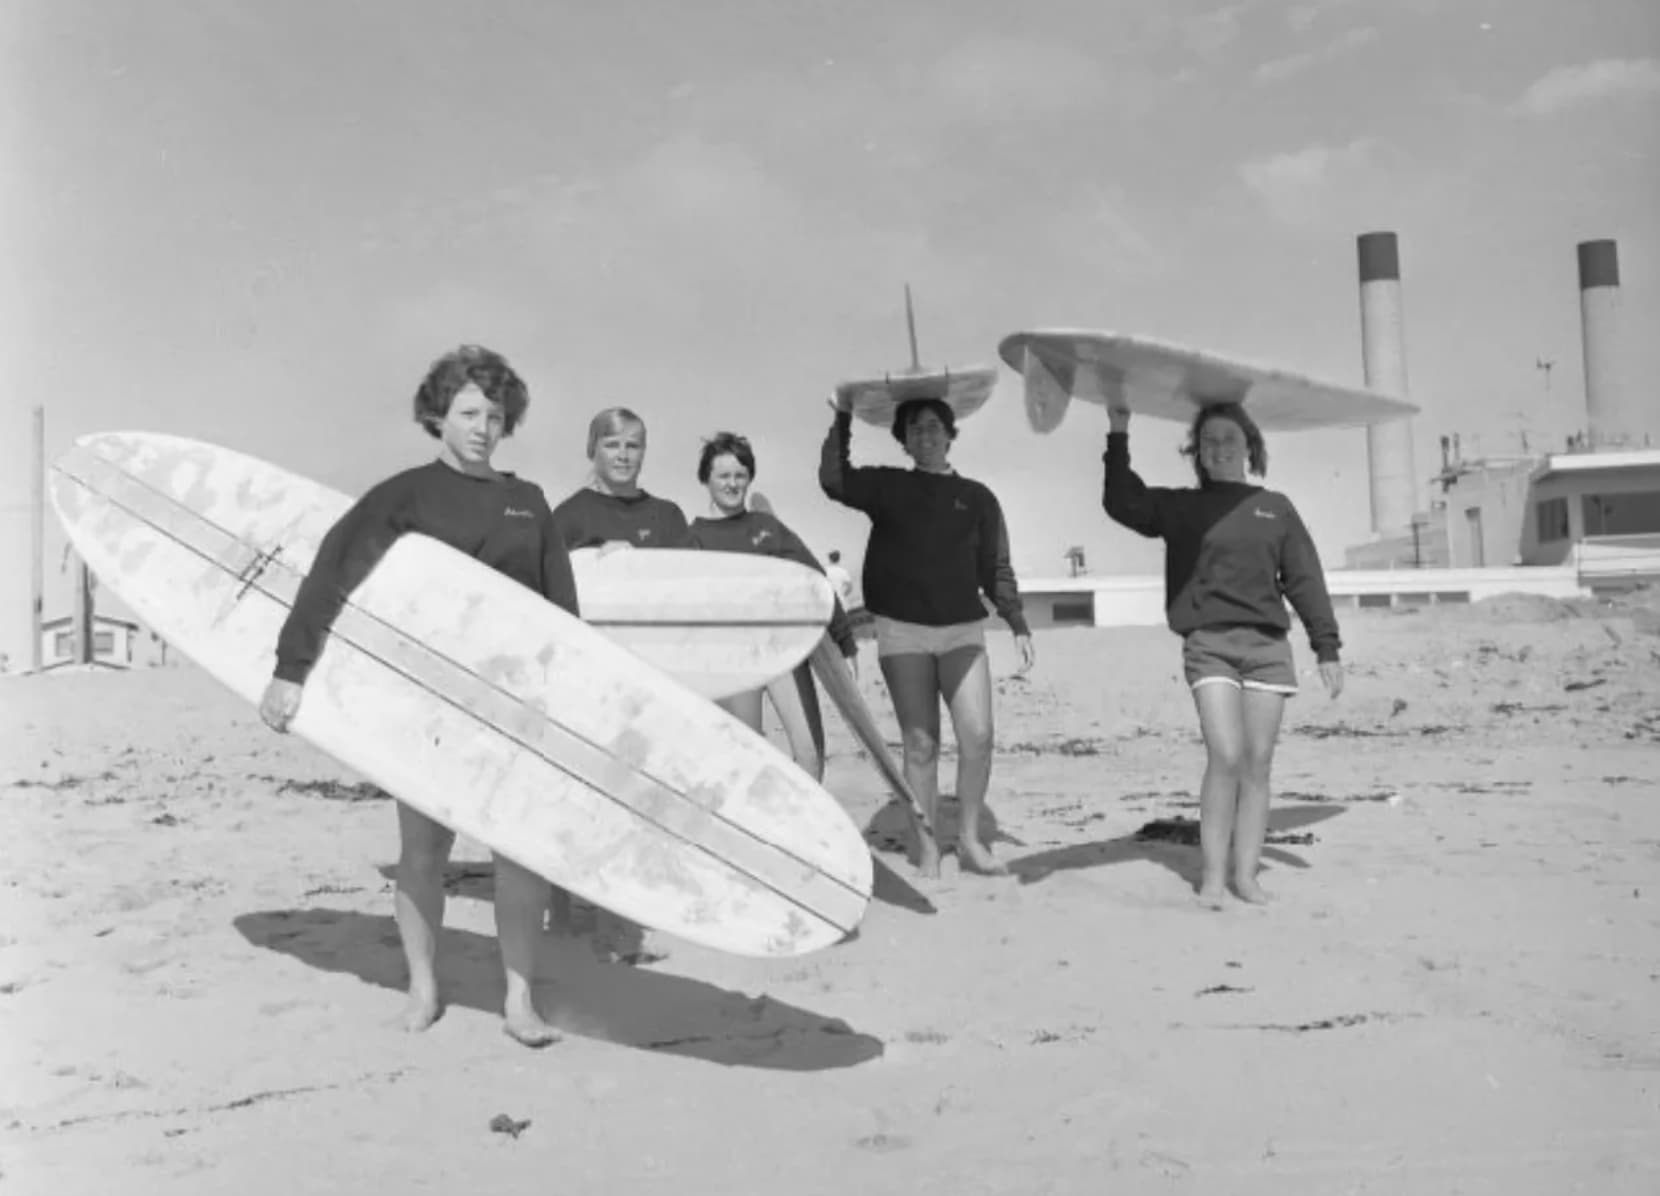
[{"x1": 1574, "y1": 533, "x2": 1660, "y2": 583}]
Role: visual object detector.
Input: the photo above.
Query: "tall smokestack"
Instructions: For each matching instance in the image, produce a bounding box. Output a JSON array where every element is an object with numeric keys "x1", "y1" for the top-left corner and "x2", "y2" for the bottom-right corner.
[
  {"x1": 1577, "y1": 239, "x2": 1635, "y2": 448},
  {"x1": 1357, "y1": 231, "x2": 1418, "y2": 537}
]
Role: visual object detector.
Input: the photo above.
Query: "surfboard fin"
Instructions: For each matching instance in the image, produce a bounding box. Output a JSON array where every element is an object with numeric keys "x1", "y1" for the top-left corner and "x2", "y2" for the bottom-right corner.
[{"x1": 1020, "y1": 346, "x2": 1074, "y2": 434}]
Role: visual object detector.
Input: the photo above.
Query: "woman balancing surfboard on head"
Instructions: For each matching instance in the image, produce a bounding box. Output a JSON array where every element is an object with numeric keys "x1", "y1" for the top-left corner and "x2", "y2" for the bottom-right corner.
[
  {"x1": 819, "y1": 393, "x2": 1034, "y2": 878},
  {"x1": 686, "y1": 431, "x2": 859, "y2": 782},
  {"x1": 550, "y1": 406, "x2": 689, "y2": 551},
  {"x1": 257, "y1": 345, "x2": 577, "y2": 1048},
  {"x1": 1101, "y1": 401, "x2": 1344, "y2": 908}
]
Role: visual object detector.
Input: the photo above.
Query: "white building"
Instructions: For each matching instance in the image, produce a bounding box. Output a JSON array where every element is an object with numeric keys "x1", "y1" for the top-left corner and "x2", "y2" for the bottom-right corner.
[{"x1": 38, "y1": 614, "x2": 141, "y2": 670}]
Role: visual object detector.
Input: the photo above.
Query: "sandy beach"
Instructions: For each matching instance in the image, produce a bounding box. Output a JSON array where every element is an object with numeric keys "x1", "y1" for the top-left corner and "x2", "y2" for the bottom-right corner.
[{"x1": 4, "y1": 593, "x2": 1658, "y2": 1195}]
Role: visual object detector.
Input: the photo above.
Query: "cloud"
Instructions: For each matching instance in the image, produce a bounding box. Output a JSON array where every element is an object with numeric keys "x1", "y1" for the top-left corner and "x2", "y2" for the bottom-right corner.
[
  {"x1": 930, "y1": 37, "x2": 1116, "y2": 122},
  {"x1": 1237, "y1": 137, "x2": 1380, "y2": 227},
  {"x1": 1285, "y1": 0, "x2": 1363, "y2": 34},
  {"x1": 1183, "y1": 4, "x2": 1251, "y2": 61},
  {"x1": 1510, "y1": 58, "x2": 1660, "y2": 117},
  {"x1": 1254, "y1": 25, "x2": 1379, "y2": 85}
]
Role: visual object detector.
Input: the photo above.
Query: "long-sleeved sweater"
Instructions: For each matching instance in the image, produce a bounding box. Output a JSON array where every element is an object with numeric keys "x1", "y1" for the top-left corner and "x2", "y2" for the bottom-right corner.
[
  {"x1": 549, "y1": 487, "x2": 689, "y2": 551},
  {"x1": 686, "y1": 509, "x2": 858, "y2": 657},
  {"x1": 1100, "y1": 431, "x2": 1341, "y2": 662},
  {"x1": 274, "y1": 461, "x2": 579, "y2": 684},
  {"x1": 818, "y1": 411, "x2": 1030, "y2": 637}
]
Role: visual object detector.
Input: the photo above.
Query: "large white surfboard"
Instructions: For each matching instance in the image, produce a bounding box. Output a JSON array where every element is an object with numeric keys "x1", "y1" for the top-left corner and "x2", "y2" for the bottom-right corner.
[
  {"x1": 49, "y1": 432, "x2": 872, "y2": 958},
  {"x1": 997, "y1": 329, "x2": 1420, "y2": 433},
  {"x1": 44, "y1": 434, "x2": 831, "y2": 699}
]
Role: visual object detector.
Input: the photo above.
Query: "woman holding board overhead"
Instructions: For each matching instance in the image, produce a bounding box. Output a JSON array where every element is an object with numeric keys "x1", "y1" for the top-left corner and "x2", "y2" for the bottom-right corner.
[
  {"x1": 686, "y1": 430, "x2": 859, "y2": 782},
  {"x1": 259, "y1": 344, "x2": 577, "y2": 1048},
  {"x1": 819, "y1": 393, "x2": 1034, "y2": 878},
  {"x1": 1101, "y1": 401, "x2": 1343, "y2": 908}
]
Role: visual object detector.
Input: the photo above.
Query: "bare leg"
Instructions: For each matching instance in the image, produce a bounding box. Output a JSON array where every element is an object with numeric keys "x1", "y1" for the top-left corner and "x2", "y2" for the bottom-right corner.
[
  {"x1": 1232, "y1": 689, "x2": 1288, "y2": 903},
  {"x1": 766, "y1": 662, "x2": 826, "y2": 782},
  {"x1": 393, "y1": 801, "x2": 456, "y2": 1031},
  {"x1": 878, "y1": 651, "x2": 944, "y2": 878},
  {"x1": 1191, "y1": 682, "x2": 1246, "y2": 909},
  {"x1": 938, "y1": 643, "x2": 1005, "y2": 876},
  {"x1": 492, "y1": 854, "x2": 560, "y2": 1047}
]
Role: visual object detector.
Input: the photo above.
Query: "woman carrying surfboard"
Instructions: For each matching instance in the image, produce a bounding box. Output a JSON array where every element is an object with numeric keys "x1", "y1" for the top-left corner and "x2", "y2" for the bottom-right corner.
[
  {"x1": 819, "y1": 395, "x2": 1034, "y2": 877},
  {"x1": 686, "y1": 431, "x2": 859, "y2": 782},
  {"x1": 551, "y1": 406, "x2": 689, "y2": 550},
  {"x1": 258, "y1": 344, "x2": 577, "y2": 1048},
  {"x1": 1100, "y1": 403, "x2": 1344, "y2": 908}
]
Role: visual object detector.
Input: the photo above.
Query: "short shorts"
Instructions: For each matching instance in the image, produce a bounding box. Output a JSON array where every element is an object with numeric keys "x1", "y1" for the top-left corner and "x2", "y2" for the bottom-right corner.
[
  {"x1": 1181, "y1": 625, "x2": 1298, "y2": 695},
  {"x1": 871, "y1": 615, "x2": 986, "y2": 660}
]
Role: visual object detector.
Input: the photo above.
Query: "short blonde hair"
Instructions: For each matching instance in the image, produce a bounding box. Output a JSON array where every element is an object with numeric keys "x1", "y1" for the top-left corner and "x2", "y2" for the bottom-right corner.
[{"x1": 586, "y1": 406, "x2": 647, "y2": 459}]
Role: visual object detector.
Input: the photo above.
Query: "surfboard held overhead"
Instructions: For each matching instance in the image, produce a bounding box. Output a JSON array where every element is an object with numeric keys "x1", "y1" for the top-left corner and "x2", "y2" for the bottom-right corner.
[
  {"x1": 997, "y1": 329, "x2": 1420, "y2": 434},
  {"x1": 833, "y1": 285, "x2": 1000, "y2": 429}
]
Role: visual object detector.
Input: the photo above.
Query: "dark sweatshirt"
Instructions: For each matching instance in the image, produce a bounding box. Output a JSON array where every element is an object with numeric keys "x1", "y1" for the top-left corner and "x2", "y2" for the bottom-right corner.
[
  {"x1": 819, "y1": 411, "x2": 1030, "y2": 637},
  {"x1": 549, "y1": 487, "x2": 689, "y2": 551},
  {"x1": 1101, "y1": 432, "x2": 1341, "y2": 662},
  {"x1": 274, "y1": 461, "x2": 579, "y2": 685},
  {"x1": 686, "y1": 509, "x2": 858, "y2": 657}
]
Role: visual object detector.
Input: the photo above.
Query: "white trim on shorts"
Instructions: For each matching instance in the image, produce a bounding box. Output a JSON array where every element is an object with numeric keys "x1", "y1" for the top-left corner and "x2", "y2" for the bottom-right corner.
[
  {"x1": 1189, "y1": 675, "x2": 1299, "y2": 697},
  {"x1": 871, "y1": 614, "x2": 986, "y2": 659}
]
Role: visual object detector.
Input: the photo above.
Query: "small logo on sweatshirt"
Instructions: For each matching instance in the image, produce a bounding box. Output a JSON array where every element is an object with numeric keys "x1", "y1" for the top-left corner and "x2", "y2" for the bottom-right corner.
[
  {"x1": 504, "y1": 507, "x2": 535, "y2": 519},
  {"x1": 1253, "y1": 507, "x2": 1278, "y2": 520},
  {"x1": 751, "y1": 529, "x2": 774, "y2": 548},
  {"x1": 637, "y1": 528, "x2": 653, "y2": 542},
  {"x1": 953, "y1": 499, "x2": 969, "y2": 512}
]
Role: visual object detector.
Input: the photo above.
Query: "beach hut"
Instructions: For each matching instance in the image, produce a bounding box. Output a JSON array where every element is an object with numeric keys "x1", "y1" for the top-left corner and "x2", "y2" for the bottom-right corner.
[{"x1": 38, "y1": 614, "x2": 141, "y2": 670}]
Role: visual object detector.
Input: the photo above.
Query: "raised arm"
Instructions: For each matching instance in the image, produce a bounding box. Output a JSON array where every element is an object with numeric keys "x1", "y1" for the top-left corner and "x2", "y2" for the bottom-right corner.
[
  {"x1": 1278, "y1": 504, "x2": 1342, "y2": 663},
  {"x1": 1102, "y1": 430, "x2": 1171, "y2": 539},
  {"x1": 818, "y1": 409, "x2": 885, "y2": 513}
]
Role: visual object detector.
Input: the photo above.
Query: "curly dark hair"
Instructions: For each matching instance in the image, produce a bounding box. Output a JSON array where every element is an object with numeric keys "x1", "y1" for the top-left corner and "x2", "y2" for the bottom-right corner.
[
  {"x1": 697, "y1": 431, "x2": 756, "y2": 483},
  {"x1": 890, "y1": 397, "x2": 958, "y2": 446},
  {"x1": 1181, "y1": 402, "x2": 1268, "y2": 483},
  {"x1": 411, "y1": 345, "x2": 529, "y2": 439}
]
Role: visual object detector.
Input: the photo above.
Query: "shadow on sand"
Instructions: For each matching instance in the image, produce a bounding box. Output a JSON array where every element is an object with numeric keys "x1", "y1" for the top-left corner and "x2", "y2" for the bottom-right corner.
[
  {"x1": 1007, "y1": 804, "x2": 1347, "y2": 890},
  {"x1": 233, "y1": 907, "x2": 884, "y2": 1072}
]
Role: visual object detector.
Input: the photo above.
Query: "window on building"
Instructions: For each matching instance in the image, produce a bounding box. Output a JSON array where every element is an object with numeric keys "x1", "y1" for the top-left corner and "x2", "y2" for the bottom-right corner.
[
  {"x1": 1536, "y1": 496, "x2": 1570, "y2": 541},
  {"x1": 1051, "y1": 599, "x2": 1093, "y2": 625},
  {"x1": 93, "y1": 631, "x2": 115, "y2": 655},
  {"x1": 53, "y1": 630, "x2": 73, "y2": 657},
  {"x1": 1583, "y1": 491, "x2": 1660, "y2": 537}
]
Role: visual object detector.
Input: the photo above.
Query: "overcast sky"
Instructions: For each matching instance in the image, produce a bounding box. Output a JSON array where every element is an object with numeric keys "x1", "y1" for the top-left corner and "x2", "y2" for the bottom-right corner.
[{"x1": 4, "y1": 0, "x2": 1657, "y2": 662}]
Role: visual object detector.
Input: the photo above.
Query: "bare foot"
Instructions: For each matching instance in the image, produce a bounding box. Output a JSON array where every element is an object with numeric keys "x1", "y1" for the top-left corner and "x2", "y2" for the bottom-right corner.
[
  {"x1": 501, "y1": 1009, "x2": 561, "y2": 1049},
  {"x1": 957, "y1": 838, "x2": 1010, "y2": 877},
  {"x1": 1195, "y1": 881, "x2": 1228, "y2": 911},
  {"x1": 502, "y1": 996, "x2": 561, "y2": 1049},
  {"x1": 396, "y1": 986, "x2": 443, "y2": 1033},
  {"x1": 1232, "y1": 877, "x2": 1273, "y2": 905}
]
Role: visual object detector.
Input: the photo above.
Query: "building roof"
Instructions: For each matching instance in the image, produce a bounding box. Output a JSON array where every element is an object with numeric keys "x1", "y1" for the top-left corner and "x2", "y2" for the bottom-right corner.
[
  {"x1": 40, "y1": 614, "x2": 142, "y2": 631},
  {"x1": 1533, "y1": 447, "x2": 1660, "y2": 482}
]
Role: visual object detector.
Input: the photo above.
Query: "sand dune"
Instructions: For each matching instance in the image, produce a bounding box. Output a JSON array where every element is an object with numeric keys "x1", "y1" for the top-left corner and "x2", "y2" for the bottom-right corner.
[{"x1": 4, "y1": 593, "x2": 1658, "y2": 1194}]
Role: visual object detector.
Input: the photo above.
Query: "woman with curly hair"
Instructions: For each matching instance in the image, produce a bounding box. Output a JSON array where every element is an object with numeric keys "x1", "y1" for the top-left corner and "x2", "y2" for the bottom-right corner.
[
  {"x1": 259, "y1": 344, "x2": 578, "y2": 1047},
  {"x1": 1102, "y1": 401, "x2": 1343, "y2": 907}
]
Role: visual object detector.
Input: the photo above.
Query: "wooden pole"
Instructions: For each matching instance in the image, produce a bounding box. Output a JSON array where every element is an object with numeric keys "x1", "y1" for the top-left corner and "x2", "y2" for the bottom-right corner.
[
  {"x1": 30, "y1": 406, "x2": 44, "y2": 673},
  {"x1": 73, "y1": 555, "x2": 94, "y2": 665}
]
